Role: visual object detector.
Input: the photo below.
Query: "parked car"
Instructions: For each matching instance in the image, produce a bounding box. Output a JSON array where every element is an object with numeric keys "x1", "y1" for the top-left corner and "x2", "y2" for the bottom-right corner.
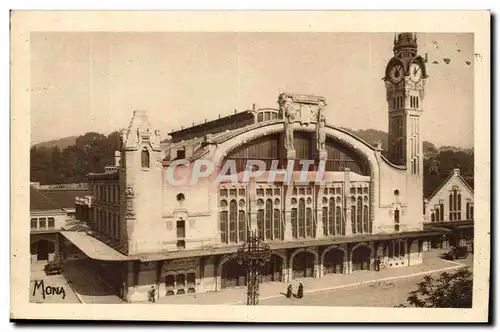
[
  {"x1": 442, "y1": 246, "x2": 469, "y2": 260},
  {"x1": 44, "y1": 262, "x2": 62, "y2": 276}
]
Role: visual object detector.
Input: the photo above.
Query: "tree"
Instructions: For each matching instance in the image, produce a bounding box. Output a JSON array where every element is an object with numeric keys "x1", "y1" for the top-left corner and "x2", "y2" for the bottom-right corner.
[{"x1": 401, "y1": 268, "x2": 473, "y2": 308}]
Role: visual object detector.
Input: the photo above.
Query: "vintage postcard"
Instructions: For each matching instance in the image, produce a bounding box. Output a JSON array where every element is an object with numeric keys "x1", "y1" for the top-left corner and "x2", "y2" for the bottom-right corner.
[{"x1": 11, "y1": 11, "x2": 490, "y2": 322}]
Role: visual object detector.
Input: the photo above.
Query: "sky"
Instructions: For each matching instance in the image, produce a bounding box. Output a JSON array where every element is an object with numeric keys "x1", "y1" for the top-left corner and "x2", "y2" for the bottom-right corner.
[{"x1": 31, "y1": 32, "x2": 474, "y2": 148}]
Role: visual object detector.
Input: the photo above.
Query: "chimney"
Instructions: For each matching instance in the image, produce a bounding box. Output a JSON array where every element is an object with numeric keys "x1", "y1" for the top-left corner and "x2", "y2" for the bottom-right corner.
[
  {"x1": 453, "y1": 168, "x2": 460, "y2": 176},
  {"x1": 114, "y1": 150, "x2": 121, "y2": 167}
]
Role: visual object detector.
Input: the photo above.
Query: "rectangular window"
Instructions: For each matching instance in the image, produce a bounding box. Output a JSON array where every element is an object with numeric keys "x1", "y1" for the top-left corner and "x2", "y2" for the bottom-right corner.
[
  {"x1": 48, "y1": 217, "x2": 55, "y2": 228},
  {"x1": 220, "y1": 212, "x2": 228, "y2": 244},
  {"x1": 351, "y1": 206, "x2": 356, "y2": 234},
  {"x1": 177, "y1": 149, "x2": 186, "y2": 159},
  {"x1": 273, "y1": 209, "x2": 281, "y2": 240},
  {"x1": 257, "y1": 210, "x2": 265, "y2": 240},
  {"x1": 39, "y1": 218, "x2": 46, "y2": 228},
  {"x1": 177, "y1": 220, "x2": 186, "y2": 238},
  {"x1": 239, "y1": 188, "x2": 246, "y2": 196},
  {"x1": 323, "y1": 207, "x2": 328, "y2": 236},
  {"x1": 238, "y1": 211, "x2": 246, "y2": 242},
  {"x1": 220, "y1": 189, "x2": 228, "y2": 197},
  {"x1": 291, "y1": 208, "x2": 298, "y2": 239},
  {"x1": 30, "y1": 218, "x2": 37, "y2": 229}
]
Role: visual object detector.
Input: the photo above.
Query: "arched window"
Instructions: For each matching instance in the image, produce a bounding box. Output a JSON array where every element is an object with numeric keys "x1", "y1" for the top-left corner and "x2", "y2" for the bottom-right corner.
[
  {"x1": 273, "y1": 208, "x2": 281, "y2": 240},
  {"x1": 238, "y1": 210, "x2": 246, "y2": 242},
  {"x1": 229, "y1": 200, "x2": 237, "y2": 243},
  {"x1": 298, "y1": 199, "x2": 305, "y2": 238},
  {"x1": 141, "y1": 148, "x2": 150, "y2": 168}
]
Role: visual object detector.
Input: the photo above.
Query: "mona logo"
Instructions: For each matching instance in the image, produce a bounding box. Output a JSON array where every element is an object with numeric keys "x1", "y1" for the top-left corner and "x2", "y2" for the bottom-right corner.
[{"x1": 32, "y1": 280, "x2": 66, "y2": 300}]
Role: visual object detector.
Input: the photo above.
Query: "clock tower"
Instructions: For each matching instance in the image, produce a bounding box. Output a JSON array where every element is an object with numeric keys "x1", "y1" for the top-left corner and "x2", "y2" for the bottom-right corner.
[{"x1": 384, "y1": 33, "x2": 427, "y2": 173}]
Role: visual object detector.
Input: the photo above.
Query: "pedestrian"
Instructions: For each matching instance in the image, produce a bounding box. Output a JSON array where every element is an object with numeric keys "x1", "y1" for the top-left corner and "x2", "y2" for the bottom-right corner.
[
  {"x1": 375, "y1": 256, "x2": 381, "y2": 271},
  {"x1": 149, "y1": 285, "x2": 156, "y2": 303},
  {"x1": 286, "y1": 284, "x2": 293, "y2": 299},
  {"x1": 297, "y1": 283, "x2": 304, "y2": 299}
]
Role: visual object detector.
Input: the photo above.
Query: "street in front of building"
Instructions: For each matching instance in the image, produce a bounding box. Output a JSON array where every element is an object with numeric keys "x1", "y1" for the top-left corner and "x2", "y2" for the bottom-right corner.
[{"x1": 259, "y1": 254, "x2": 473, "y2": 307}]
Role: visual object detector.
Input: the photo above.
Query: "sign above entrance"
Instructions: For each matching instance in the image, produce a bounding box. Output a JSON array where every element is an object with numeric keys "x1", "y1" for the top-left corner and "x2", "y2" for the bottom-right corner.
[{"x1": 164, "y1": 258, "x2": 198, "y2": 272}]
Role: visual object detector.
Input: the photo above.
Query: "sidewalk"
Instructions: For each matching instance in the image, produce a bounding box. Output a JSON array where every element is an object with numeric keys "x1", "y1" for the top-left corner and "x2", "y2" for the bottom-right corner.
[{"x1": 143, "y1": 253, "x2": 464, "y2": 305}]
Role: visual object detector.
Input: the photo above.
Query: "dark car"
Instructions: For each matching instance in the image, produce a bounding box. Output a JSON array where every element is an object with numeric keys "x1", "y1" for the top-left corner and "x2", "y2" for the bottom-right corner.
[
  {"x1": 443, "y1": 246, "x2": 469, "y2": 260},
  {"x1": 44, "y1": 262, "x2": 62, "y2": 276}
]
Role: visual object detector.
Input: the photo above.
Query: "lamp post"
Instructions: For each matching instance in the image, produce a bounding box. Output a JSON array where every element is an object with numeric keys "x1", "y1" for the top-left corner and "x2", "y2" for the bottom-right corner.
[{"x1": 237, "y1": 229, "x2": 271, "y2": 305}]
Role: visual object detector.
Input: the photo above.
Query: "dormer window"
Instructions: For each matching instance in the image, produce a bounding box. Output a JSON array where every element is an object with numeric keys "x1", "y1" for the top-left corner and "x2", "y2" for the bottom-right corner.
[{"x1": 141, "y1": 147, "x2": 150, "y2": 168}]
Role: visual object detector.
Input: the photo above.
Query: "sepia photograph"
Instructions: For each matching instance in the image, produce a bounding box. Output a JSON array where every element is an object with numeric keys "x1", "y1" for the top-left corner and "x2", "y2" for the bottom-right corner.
[{"x1": 10, "y1": 11, "x2": 490, "y2": 322}]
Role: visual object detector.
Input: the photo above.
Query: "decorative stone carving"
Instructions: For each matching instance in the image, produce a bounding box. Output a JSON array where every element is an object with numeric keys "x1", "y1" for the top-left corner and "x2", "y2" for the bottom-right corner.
[
  {"x1": 126, "y1": 200, "x2": 135, "y2": 218},
  {"x1": 316, "y1": 110, "x2": 326, "y2": 150},
  {"x1": 278, "y1": 93, "x2": 296, "y2": 155},
  {"x1": 125, "y1": 186, "x2": 135, "y2": 198}
]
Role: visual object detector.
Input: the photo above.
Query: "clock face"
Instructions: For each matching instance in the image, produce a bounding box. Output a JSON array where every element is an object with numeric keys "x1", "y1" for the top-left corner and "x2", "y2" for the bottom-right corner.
[
  {"x1": 410, "y1": 62, "x2": 423, "y2": 83},
  {"x1": 389, "y1": 64, "x2": 404, "y2": 84}
]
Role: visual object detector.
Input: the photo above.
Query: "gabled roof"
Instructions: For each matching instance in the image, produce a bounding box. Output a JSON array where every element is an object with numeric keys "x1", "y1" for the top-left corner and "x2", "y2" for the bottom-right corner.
[{"x1": 426, "y1": 169, "x2": 474, "y2": 201}]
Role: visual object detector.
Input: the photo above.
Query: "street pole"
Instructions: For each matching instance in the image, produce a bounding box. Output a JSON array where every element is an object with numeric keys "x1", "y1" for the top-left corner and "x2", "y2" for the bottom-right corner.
[{"x1": 237, "y1": 229, "x2": 271, "y2": 305}]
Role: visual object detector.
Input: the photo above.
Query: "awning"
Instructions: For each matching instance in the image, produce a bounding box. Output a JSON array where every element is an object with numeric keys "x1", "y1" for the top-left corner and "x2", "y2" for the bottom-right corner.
[
  {"x1": 60, "y1": 231, "x2": 132, "y2": 261},
  {"x1": 423, "y1": 226, "x2": 453, "y2": 234},
  {"x1": 133, "y1": 230, "x2": 442, "y2": 262}
]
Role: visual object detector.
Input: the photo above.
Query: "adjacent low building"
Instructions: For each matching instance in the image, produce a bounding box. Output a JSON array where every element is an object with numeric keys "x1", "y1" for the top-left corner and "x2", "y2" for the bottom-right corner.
[
  {"x1": 30, "y1": 185, "x2": 89, "y2": 263},
  {"x1": 423, "y1": 168, "x2": 474, "y2": 250}
]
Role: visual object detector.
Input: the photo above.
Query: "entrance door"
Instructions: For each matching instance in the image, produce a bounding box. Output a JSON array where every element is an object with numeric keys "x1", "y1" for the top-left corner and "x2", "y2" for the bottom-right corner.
[
  {"x1": 323, "y1": 249, "x2": 344, "y2": 275},
  {"x1": 352, "y1": 245, "x2": 371, "y2": 271},
  {"x1": 221, "y1": 259, "x2": 247, "y2": 289},
  {"x1": 292, "y1": 251, "x2": 315, "y2": 279},
  {"x1": 37, "y1": 240, "x2": 49, "y2": 261},
  {"x1": 260, "y1": 255, "x2": 283, "y2": 283}
]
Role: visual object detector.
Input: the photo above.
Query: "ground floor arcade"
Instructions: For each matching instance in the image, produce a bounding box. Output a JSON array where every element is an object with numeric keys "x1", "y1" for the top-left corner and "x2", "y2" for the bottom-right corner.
[{"x1": 117, "y1": 236, "x2": 427, "y2": 303}]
